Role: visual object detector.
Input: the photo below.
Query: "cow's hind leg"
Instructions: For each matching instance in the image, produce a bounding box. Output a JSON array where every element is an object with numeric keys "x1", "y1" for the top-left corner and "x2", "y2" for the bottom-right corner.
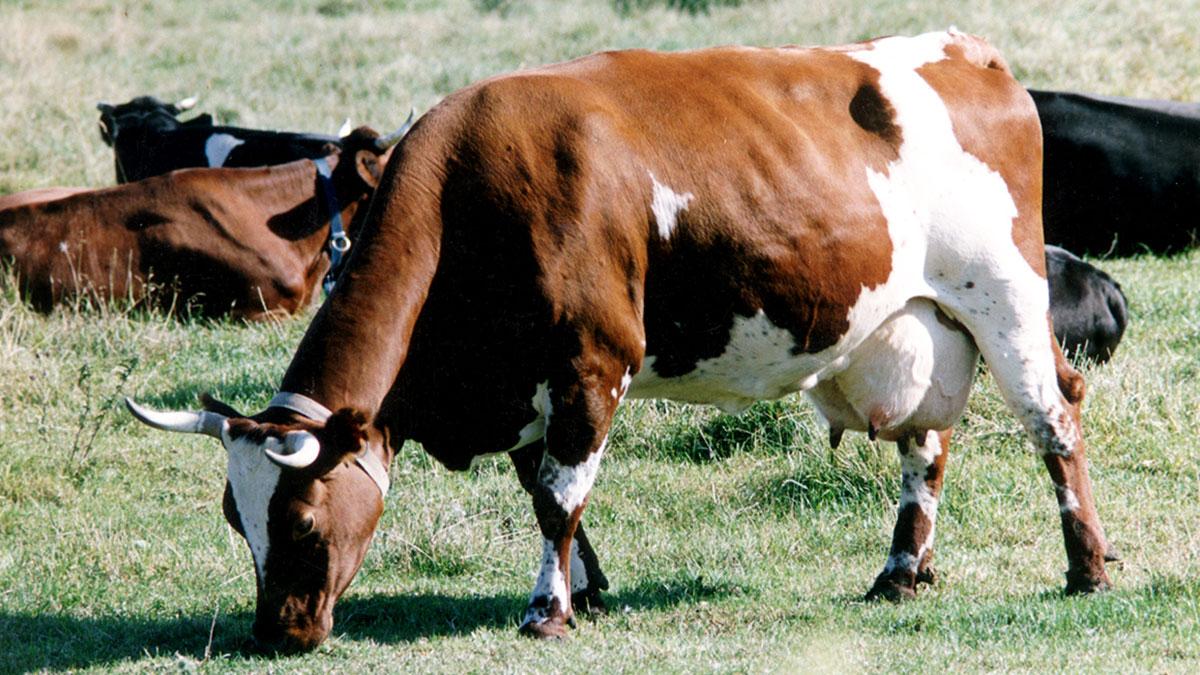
[
  {"x1": 510, "y1": 442, "x2": 610, "y2": 614},
  {"x1": 867, "y1": 429, "x2": 950, "y2": 601},
  {"x1": 970, "y1": 311, "x2": 1112, "y2": 593},
  {"x1": 517, "y1": 361, "x2": 627, "y2": 638}
]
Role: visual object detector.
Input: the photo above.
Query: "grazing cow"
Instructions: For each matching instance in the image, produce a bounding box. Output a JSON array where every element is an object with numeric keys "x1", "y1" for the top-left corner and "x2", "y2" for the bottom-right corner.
[
  {"x1": 1046, "y1": 245, "x2": 1128, "y2": 364},
  {"x1": 98, "y1": 95, "x2": 344, "y2": 183},
  {"x1": 2, "y1": 125, "x2": 409, "y2": 319},
  {"x1": 1031, "y1": 88, "x2": 1200, "y2": 255},
  {"x1": 127, "y1": 31, "x2": 1117, "y2": 652}
]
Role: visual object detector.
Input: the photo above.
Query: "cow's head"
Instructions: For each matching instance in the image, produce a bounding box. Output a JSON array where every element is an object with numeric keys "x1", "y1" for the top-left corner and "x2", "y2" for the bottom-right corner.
[
  {"x1": 330, "y1": 111, "x2": 415, "y2": 205},
  {"x1": 97, "y1": 95, "x2": 202, "y2": 145},
  {"x1": 125, "y1": 394, "x2": 387, "y2": 653}
]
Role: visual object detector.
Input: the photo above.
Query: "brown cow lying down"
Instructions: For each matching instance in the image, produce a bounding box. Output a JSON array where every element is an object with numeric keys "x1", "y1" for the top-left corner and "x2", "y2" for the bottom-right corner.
[
  {"x1": 0, "y1": 125, "x2": 408, "y2": 319},
  {"x1": 129, "y1": 31, "x2": 1118, "y2": 652}
]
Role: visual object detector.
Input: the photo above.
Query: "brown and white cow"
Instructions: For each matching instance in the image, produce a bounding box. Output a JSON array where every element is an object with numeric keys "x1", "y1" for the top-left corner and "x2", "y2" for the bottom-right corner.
[
  {"x1": 127, "y1": 31, "x2": 1117, "y2": 652},
  {"x1": 1, "y1": 125, "x2": 408, "y2": 319}
]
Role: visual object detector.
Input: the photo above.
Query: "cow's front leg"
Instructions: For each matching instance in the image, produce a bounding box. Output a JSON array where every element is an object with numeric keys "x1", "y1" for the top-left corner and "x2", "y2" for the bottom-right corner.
[
  {"x1": 519, "y1": 373, "x2": 619, "y2": 639},
  {"x1": 509, "y1": 443, "x2": 610, "y2": 615},
  {"x1": 867, "y1": 429, "x2": 950, "y2": 601}
]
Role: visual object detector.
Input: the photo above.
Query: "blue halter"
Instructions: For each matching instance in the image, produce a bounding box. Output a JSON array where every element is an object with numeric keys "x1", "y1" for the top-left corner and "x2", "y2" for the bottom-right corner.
[{"x1": 313, "y1": 157, "x2": 351, "y2": 294}]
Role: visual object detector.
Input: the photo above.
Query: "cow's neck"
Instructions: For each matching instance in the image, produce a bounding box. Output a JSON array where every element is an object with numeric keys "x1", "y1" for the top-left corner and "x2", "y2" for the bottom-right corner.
[{"x1": 277, "y1": 171, "x2": 443, "y2": 454}]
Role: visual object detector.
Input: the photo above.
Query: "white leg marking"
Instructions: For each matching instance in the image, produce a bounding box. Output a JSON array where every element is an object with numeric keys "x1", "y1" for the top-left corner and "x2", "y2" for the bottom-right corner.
[
  {"x1": 898, "y1": 432, "x2": 942, "y2": 520},
  {"x1": 648, "y1": 171, "x2": 694, "y2": 240},
  {"x1": 205, "y1": 133, "x2": 246, "y2": 167},
  {"x1": 883, "y1": 551, "x2": 920, "y2": 574},
  {"x1": 524, "y1": 538, "x2": 569, "y2": 627},
  {"x1": 568, "y1": 538, "x2": 589, "y2": 593},
  {"x1": 538, "y1": 438, "x2": 606, "y2": 514},
  {"x1": 223, "y1": 431, "x2": 283, "y2": 584},
  {"x1": 1057, "y1": 485, "x2": 1081, "y2": 514}
]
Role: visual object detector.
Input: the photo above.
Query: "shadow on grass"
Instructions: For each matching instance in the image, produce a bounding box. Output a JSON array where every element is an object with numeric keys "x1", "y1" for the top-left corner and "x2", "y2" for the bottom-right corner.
[{"x1": 0, "y1": 575, "x2": 740, "y2": 671}]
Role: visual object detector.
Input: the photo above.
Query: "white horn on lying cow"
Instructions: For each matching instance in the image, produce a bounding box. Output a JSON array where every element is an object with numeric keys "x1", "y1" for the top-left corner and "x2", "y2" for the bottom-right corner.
[
  {"x1": 175, "y1": 96, "x2": 198, "y2": 111},
  {"x1": 337, "y1": 117, "x2": 353, "y2": 138},
  {"x1": 124, "y1": 397, "x2": 226, "y2": 438},
  {"x1": 373, "y1": 108, "x2": 417, "y2": 150},
  {"x1": 263, "y1": 431, "x2": 321, "y2": 469}
]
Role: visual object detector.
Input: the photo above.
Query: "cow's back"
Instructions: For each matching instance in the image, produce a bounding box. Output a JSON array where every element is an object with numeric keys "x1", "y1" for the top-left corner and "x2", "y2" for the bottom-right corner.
[{"x1": 375, "y1": 31, "x2": 1045, "y2": 459}]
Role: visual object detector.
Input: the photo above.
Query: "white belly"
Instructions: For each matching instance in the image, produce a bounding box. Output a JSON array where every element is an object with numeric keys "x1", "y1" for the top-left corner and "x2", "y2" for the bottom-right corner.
[{"x1": 628, "y1": 299, "x2": 978, "y2": 440}]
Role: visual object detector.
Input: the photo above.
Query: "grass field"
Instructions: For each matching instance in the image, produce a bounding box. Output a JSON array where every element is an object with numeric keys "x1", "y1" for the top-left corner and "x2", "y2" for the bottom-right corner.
[{"x1": 2, "y1": 1, "x2": 1199, "y2": 672}]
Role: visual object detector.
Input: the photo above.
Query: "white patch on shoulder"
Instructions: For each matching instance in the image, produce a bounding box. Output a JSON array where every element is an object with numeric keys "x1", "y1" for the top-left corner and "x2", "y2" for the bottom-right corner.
[
  {"x1": 58, "y1": 241, "x2": 68, "y2": 253},
  {"x1": 223, "y1": 430, "x2": 283, "y2": 584},
  {"x1": 205, "y1": 133, "x2": 246, "y2": 167},
  {"x1": 648, "y1": 171, "x2": 694, "y2": 240},
  {"x1": 538, "y1": 438, "x2": 606, "y2": 514}
]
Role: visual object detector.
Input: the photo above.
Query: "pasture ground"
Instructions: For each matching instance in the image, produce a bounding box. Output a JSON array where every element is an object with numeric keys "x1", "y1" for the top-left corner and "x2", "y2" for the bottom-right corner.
[{"x1": 2, "y1": 1, "x2": 1198, "y2": 672}]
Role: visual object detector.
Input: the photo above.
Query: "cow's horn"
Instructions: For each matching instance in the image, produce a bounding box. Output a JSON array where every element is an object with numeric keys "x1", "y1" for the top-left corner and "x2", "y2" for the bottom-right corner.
[
  {"x1": 373, "y1": 108, "x2": 416, "y2": 150},
  {"x1": 175, "y1": 96, "x2": 198, "y2": 111},
  {"x1": 125, "y1": 397, "x2": 226, "y2": 438},
  {"x1": 337, "y1": 117, "x2": 353, "y2": 138},
  {"x1": 263, "y1": 431, "x2": 321, "y2": 469}
]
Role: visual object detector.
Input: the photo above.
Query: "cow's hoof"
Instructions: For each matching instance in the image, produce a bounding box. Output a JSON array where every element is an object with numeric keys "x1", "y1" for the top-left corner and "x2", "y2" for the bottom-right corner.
[
  {"x1": 865, "y1": 578, "x2": 917, "y2": 603},
  {"x1": 572, "y1": 588, "x2": 608, "y2": 615},
  {"x1": 1064, "y1": 569, "x2": 1112, "y2": 595},
  {"x1": 915, "y1": 565, "x2": 938, "y2": 586},
  {"x1": 518, "y1": 617, "x2": 571, "y2": 639}
]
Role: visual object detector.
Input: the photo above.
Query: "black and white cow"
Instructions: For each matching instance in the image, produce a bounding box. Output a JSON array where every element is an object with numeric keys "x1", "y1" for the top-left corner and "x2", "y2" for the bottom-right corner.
[{"x1": 97, "y1": 95, "x2": 344, "y2": 183}]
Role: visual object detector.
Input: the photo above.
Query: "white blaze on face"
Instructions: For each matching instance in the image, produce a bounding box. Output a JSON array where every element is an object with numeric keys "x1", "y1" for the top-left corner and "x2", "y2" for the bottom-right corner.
[
  {"x1": 648, "y1": 171, "x2": 694, "y2": 240},
  {"x1": 223, "y1": 431, "x2": 283, "y2": 584},
  {"x1": 205, "y1": 133, "x2": 246, "y2": 167}
]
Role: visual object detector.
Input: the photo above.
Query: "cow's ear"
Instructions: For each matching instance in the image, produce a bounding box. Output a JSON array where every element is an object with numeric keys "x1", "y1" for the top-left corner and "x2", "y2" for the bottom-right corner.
[
  {"x1": 354, "y1": 150, "x2": 385, "y2": 189},
  {"x1": 323, "y1": 407, "x2": 369, "y2": 460}
]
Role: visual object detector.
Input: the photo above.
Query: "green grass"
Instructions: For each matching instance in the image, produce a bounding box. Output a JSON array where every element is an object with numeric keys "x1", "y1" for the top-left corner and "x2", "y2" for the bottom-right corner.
[{"x1": 2, "y1": 1, "x2": 1200, "y2": 672}]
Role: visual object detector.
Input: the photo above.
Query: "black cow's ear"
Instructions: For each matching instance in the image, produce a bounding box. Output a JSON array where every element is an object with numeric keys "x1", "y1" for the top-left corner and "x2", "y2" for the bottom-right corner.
[
  {"x1": 355, "y1": 150, "x2": 384, "y2": 188},
  {"x1": 323, "y1": 408, "x2": 369, "y2": 459}
]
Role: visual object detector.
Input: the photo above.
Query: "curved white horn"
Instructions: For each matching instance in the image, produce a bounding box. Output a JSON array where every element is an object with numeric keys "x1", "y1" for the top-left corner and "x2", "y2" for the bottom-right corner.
[
  {"x1": 337, "y1": 117, "x2": 353, "y2": 138},
  {"x1": 263, "y1": 431, "x2": 321, "y2": 469},
  {"x1": 125, "y1": 397, "x2": 226, "y2": 438},
  {"x1": 175, "y1": 96, "x2": 198, "y2": 111},
  {"x1": 373, "y1": 107, "x2": 417, "y2": 150}
]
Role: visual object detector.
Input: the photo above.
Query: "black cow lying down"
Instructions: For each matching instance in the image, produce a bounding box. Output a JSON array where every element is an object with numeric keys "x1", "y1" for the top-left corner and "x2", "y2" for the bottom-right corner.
[
  {"x1": 1046, "y1": 246, "x2": 1128, "y2": 364},
  {"x1": 97, "y1": 95, "x2": 344, "y2": 183},
  {"x1": 1031, "y1": 88, "x2": 1200, "y2": 256}
]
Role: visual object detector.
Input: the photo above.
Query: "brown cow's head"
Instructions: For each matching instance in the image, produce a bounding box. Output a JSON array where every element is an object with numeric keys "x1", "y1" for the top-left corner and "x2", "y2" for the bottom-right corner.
[{"x1": 125, "y1": 395, "x2": 387, "y2": 653}]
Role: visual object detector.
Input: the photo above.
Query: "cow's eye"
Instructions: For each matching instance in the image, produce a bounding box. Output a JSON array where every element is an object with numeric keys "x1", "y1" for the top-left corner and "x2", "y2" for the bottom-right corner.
[{"x1": 293, "y1": 513, "x2": 317, "y2": 540}]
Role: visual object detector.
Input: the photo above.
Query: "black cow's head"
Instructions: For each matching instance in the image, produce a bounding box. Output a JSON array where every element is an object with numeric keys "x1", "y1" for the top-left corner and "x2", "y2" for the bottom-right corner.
[{"x1": 97, "y1": 95, "x2": 205, "y2": 146}]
